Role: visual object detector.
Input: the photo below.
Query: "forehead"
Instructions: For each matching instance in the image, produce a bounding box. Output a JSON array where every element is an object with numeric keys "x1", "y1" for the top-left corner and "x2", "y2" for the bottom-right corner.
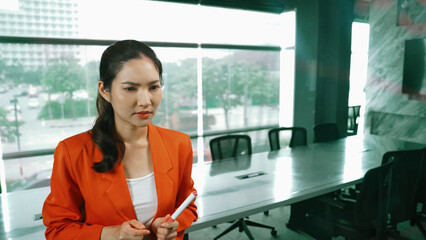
[{"x1": 115, "y1": 57, "x2": 159, "y2": 82}]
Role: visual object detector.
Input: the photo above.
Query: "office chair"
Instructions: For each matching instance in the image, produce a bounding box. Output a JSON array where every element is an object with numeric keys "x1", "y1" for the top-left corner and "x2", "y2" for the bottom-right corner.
[
  {"x1": 268, "y1": 127, "x2": 307, "y2": 151},
  {"x1": 300, "y1": 148, "x2": 424, "y2": 240},
  {"x1": 381, "y1": 148, "x2": 425, "y2": 238},
  {"x1": 210, "y1": 134, "x2": 252, "y2": 160},
  {"x1": 267, "y1": 127, "x2": 306, "y2": 217},
  {"x1": 293, "y1": 161, "x2": 394, "y2": 239},
  {"x1": 209, "y1": 134, "x2": 277, "y2": 240},
  {"x1": 347, "y1": 105, "x2": 361, "y2": 136},
  {"x1": 415, "y1": 148, "x2": 426, "y2": 238},
  {"x1": 313, "y1": 123, "x2": 340, "y2": 143}
]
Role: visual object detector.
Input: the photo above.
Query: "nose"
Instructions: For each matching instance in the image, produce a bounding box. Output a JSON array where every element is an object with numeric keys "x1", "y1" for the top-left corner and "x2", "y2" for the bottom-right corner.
[{"x1": 137, "y1": 89, "x2": 151, "y2": 107}]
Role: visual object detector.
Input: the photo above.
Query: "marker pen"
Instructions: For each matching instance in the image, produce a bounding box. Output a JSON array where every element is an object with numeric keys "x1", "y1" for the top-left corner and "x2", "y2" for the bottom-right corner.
[
  {"x1": 242, "y1": 172, "x2": 261, "y2": 179},
  {"x1": 166, "y1": 190, "x2": 198, "y2": 222}
]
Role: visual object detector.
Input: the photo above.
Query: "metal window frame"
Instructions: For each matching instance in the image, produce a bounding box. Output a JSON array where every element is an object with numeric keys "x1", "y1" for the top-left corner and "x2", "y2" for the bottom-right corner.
[
  {"x1": 2, "y1": 125, "x2": 278, "y2": 160},
  {"x1": 0, "y1": 36, "x2": 281, "y2": 51}
]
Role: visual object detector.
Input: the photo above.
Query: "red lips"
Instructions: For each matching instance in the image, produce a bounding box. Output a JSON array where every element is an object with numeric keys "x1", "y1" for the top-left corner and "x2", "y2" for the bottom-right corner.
[{"x1": 136, "y1": 111, "x2": 151, "y2": 119}]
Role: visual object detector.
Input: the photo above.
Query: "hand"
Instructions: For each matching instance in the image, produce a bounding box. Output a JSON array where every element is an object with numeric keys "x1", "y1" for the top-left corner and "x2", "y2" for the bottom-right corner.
[
  {"x1": 101, "y1": 219, "x2": 150, "y2": 240},
  {"x1": 151, "y1": 214, "x2": 179, "y2": 240}
]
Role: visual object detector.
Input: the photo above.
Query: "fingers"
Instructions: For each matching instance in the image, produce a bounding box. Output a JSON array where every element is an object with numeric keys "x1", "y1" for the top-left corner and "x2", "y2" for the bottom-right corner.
[
  {"x1": 122, "y1": 220, "x2": 150, "y2": 237},
  {"x1": 156, "y1": 229, "x2": 178, "y2": 240},
  {"x1": 155, "y1": 215, "x2": 179, "y2": 240},
  {"x1": 128, "y1": 219, "x2": 146, "y2": 230}
]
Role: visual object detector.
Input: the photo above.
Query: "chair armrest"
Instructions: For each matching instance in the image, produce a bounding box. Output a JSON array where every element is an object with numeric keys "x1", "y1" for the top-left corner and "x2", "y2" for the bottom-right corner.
[
  {"x1": 337, "y1": 194, "x2": 357, "y2": 204},
  {"x1": 343, "y1": 186, "x2": 361, "y2": 198}
]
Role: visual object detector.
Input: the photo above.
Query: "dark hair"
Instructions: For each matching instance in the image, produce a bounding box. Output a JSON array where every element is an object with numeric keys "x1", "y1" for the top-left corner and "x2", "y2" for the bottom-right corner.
[{"x1": 91, "y1": 40, "x2": 163, "y2": 173}]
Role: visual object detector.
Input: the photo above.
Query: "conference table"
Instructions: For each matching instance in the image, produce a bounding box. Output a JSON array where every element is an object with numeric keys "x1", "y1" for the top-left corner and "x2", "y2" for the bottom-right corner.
[{"x1": 0, "y1": 133, "x2": 424, "y2": 239}]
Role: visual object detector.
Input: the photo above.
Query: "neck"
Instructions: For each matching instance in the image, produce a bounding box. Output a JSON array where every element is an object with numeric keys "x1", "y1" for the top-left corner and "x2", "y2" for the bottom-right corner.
[{"x1": 116, "y1": 124, "x2": 149, "y2": 145}]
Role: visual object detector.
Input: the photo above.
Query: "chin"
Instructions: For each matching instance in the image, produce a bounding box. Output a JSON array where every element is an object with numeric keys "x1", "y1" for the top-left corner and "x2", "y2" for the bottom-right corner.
[{"x1": 134, "y1": 118, "x2": 152, "y2": 128}]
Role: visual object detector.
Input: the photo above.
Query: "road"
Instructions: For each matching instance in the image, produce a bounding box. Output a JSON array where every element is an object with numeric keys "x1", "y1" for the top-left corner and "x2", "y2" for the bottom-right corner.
[{"x1": 1, "y1": 87, "x2": 94, "y2": 188}]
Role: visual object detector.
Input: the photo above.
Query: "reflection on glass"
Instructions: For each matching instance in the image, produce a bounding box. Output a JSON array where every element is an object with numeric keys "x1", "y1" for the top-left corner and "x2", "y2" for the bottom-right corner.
[{"x1": 3, "y1": 155, "x2": 53, "y2": 193}]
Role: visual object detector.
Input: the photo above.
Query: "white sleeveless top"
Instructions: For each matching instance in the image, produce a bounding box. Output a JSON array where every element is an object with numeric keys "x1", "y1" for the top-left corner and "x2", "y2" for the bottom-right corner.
[{"x1": 126, "y1": 172, "x2": 158, "y2": 227}]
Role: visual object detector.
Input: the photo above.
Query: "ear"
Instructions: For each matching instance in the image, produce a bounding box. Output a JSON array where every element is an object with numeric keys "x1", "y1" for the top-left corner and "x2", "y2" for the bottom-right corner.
[{"x1": 98, "y1": 81, "x2": 111, "y2": 103}]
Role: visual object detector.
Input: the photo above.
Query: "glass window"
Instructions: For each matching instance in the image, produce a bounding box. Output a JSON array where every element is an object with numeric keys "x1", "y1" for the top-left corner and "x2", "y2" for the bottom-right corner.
[
  {"x1": 202, "y1": 49, "x2": 280, "y2": 130},
  {"x1": 0, "y1": 44, "x2": 103, "y2": 154},
  {"x1": 0, "y1": 0, "x2": 295, "y2": 193},
  {"x1": 348, "y1": 22, "x2": 369, "y2": 133},
  {"x1": 152, "y1": 47, "x2": 198, "y2": 134},
  {"x1": 202, "y1": 49, "x2": 280, "y2": 152},
  {"x1": 0, "y1": 0, "x2": 283, "y2": 46}
]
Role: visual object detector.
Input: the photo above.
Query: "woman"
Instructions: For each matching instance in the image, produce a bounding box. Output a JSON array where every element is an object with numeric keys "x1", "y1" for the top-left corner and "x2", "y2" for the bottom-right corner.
[{"x1": 42, "y1": 40, "x2": 198, "y2": 240}]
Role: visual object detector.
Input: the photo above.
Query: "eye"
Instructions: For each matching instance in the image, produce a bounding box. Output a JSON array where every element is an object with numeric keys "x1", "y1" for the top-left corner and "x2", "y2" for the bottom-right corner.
[
  {"x1": 150, "y1": 85, "x2": 161, "y2": 90},
  {"x1": 124, "y1": 87, "x2": 136, "y2": 91}
]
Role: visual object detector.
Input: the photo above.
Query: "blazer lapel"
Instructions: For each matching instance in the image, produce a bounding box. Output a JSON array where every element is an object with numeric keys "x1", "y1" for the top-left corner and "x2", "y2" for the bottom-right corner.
[
  {"x1": 148, "y1": 124, "x2": 174, "y2": 215},
  {"x1": 101, "y1": 163, "x2": 137, "y2": 221}
]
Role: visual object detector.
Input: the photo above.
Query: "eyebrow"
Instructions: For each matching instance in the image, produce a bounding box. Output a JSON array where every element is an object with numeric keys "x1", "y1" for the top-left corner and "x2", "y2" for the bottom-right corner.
[{"x1": 121, "y1": 80, "x2": 161, "y2": 86}]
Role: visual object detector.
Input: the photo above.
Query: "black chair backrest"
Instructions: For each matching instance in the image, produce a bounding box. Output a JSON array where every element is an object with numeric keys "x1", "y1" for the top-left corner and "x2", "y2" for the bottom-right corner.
[
  {"x1": 347, "y1": 105, "x2": 361, "y2": 134},
  {"x1": 353, "y1": 161, "x2": 393, "y2": 235},
  {"x1": 313, "y1": 123, "x2": 340, "y2": 143},
  {"x1": 348, "y1": 105, "x2": 361, "y2": 119},
  {"x1": 268, "y1": 127, "x2": 307, "y2": 151},
  {"x1": 382, "y1": 148, "x2": 424, "y2": 226},
  {"x1": 209, "y1": 134, "x2": 252, "y2": 160},
  {"x1": 417, "y1": 148, "x2": 426, "y2": 205}
]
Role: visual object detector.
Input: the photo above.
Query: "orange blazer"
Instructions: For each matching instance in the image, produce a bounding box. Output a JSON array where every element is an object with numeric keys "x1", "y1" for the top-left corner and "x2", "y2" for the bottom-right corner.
[{"x1": 42, "y1": 123, "x2": 198, "y2": 240}]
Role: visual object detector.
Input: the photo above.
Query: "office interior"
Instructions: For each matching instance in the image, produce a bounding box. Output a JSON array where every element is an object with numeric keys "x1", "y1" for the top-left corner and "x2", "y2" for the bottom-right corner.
[{"x1": 0, "y1": 0, "x2": 425, "y2": 239}]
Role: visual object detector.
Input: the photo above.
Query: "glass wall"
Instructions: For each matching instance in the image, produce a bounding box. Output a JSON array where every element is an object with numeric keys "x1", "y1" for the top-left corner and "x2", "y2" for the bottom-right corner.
[
  {"x1": 348, "y1": 22, "x2": 370, "y2": 134},
  {"x1": 202, "y1": 49, "x2": 280, "y2": 152},
  {"x1": 0, "y1": 44, "x2": 101, "y2": 153},
  {"x1": 0, "y1": 0, "x2": 294, "y2": 192}
]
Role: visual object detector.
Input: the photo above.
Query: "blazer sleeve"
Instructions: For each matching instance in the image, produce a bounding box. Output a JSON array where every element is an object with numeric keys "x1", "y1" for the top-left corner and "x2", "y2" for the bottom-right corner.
[
  {"x1": 42, "y1": 141, "x2": 104, "y2": 240},
  {"x1": 175, "y1": 134, "x2": 198, "y2": 236}
]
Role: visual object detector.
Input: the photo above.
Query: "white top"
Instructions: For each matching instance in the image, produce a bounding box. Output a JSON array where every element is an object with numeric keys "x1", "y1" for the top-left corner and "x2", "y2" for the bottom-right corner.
[{"x1": 126, "y1": 172, "x2": 158, "y2": 227}]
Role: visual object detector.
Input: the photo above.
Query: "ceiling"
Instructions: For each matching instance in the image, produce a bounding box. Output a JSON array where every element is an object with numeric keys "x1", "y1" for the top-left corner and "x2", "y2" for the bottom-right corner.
[
  {"x1": 150, "y1": 0, "x2": 290, "y2": 14},
  {"x1": 150, "y1": 0, "x2": 370, "y2": 21}
]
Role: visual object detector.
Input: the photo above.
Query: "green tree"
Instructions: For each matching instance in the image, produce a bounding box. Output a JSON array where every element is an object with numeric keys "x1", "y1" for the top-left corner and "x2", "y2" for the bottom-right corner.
[
  {"x1": 22, "y1": 67, "x2": 43, "y2": 85},
  {"x1": 203, "y1": 58, "x2": 245, "y2": 129},
  {"x1": 0, "y1": 59, "x2": 43, "y2": 86},
  {"x1": 38, "y1": 99, "x2": 96, "y2": 120},
  {"x1": 0, "y1": 107, "x2": 23, "y2": 143},
  {"x1": 0, "y1": 59, "x2": 7, "y2": 85},
  {"x1": 4, "y1": 61, "x2": 26, "y2": 86},
  {"x1": 82, "y1": 60, "x2": 100, "y2": 117},
  {"x1": 203, "y1": 53, "x2": 279, "y2": 129},
  {"x1": 159, "y1": 59, "x2": 197, "y2": 130},
  {"x1": 41, "y1": 57, "x2": 84, "y2": 119},
  {"x1": 83, "y1": 60, "x2": 100, "y2": 98}
]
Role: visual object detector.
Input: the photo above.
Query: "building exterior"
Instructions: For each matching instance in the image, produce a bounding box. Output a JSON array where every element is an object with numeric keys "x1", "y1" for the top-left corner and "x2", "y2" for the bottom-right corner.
[{"x1": 0, "y1": 0, "x2": 80, "y2": 69}]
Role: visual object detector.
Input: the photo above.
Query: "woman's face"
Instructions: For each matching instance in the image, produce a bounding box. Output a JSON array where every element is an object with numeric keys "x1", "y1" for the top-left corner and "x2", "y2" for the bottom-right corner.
[{"x1": 99, "y1": 57, "x2": 162, "y2": 130}]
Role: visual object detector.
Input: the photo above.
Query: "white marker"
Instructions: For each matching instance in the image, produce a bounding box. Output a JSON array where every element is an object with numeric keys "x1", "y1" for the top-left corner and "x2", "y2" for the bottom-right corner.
[{"x1": 166, "y1": 190, "x2": 198, "y2": 222}]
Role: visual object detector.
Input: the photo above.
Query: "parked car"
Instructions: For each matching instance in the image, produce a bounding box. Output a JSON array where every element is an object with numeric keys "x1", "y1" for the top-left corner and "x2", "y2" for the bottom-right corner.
[
  {"x1": 6, "y1": 111, "x2": 22, "y2": 122},
  {"x1": 13, "y1": 88, "x2": 28, "y2": 97},
  {"x1": 27, "y1": 98, "x2": 40, "y2": 109},
  {"x1": 0, "y1": 86, "x2": 7, "y2": 94},
  {"x1": 6, "y1": 104, "x2": 21, "y2": 112},
  {"x1": 28, "y1": 85, "x2": 39, "y2": 97},
  {"x1": 72, "y1": 89, "x2": 89, "y2": 100}
]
